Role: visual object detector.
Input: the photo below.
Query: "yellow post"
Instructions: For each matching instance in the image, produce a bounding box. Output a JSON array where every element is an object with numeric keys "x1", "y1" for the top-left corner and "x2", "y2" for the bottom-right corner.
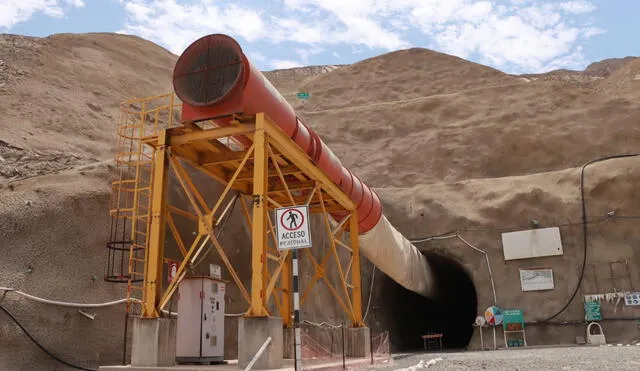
[
  {"x1": 350, "y1": 211, "x2": 364, "y2": 327},
  {"x1": 141, "y1": 130, "x2": 169, "y2": 318},
  {"x1": 248, "y1": 113, "x2": 269, "y2": 317},
  {"x1": 281, "y1": 252, "x2": 292, "y2": 327}
]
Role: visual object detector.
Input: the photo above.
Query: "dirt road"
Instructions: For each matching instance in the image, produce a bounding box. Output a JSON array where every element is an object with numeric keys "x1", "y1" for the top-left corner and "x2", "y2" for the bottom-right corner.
[{"x1": 364, "y1": 345, "x2": 640, "y2": 370}]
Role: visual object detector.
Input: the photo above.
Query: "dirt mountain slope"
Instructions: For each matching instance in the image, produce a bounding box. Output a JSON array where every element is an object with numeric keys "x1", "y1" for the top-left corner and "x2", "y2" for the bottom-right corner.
[
  {"x1": 585, "y1": 57, "x2": 639, "y2": 77},
  {"x1": 0, "y1": 33, "x2": 177, "y2": 181},
  {"x1": 292, "y1": 50, "x2": 640, "y2": 187},
  {"x1": 292, "y1": 47, "x2": 520, "y2": 112},
  {"x1": 596, "y1": 58, "x2": 640, "y2": 96}
]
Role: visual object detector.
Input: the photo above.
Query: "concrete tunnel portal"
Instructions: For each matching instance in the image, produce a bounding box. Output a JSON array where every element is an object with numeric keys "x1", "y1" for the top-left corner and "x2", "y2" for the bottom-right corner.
[{"x1": 377, "y1": 252, "x2": 478, "y2": 351}]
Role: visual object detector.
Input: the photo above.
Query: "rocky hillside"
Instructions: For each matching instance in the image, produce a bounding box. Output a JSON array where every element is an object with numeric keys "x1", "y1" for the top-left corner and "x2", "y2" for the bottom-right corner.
[{"x1": 294, "y1": 51, "x2": 640, "y2": 188}]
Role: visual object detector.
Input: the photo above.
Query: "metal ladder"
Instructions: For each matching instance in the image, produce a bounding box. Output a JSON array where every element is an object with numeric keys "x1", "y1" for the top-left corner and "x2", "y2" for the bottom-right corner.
[{"x1": 106, "y1": 94, "x2": 177, "y2": 314}]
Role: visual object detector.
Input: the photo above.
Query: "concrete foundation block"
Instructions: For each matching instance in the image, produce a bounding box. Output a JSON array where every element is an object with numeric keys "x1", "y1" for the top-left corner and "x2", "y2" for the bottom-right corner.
[
  {"x1": 238, "y1": 316, "x2": 283, "y2": 369},
  {"x1": 345, "y1": 327, "x2": 370, "y2": 358},
  {"x1": 131, "y1": 317, "x2": 177, "y2": 367},
  {"x1": 283, "y1": 327, "x2": 294, "y2": 359}
]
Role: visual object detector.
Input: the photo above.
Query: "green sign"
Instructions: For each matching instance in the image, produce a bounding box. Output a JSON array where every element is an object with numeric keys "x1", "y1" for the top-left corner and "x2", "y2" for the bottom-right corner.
[
  {"x1": 296, "y1": 92, "x2": 310, "y2": 100},
  {"x1": 503, "y1": 309, "x2": 524, "y2": 324},
  {"x1": 503, "y1": 309, "x2": 524, "y2": 331},
  {"x1": 584, "y1": 301, "x2": 602, "y2": 321}
]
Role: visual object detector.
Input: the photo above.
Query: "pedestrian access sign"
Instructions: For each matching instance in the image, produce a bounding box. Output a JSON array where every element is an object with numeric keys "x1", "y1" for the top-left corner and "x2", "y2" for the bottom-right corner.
[{"x1": 275, "y1": 206, "x2": 312, "y2": 250}]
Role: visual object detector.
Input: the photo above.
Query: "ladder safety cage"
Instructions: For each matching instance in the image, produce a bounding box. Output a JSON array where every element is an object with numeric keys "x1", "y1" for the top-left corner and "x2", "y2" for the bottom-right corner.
[{"x1": 104, "y1": 93, "x2": 179, "y2": 314}]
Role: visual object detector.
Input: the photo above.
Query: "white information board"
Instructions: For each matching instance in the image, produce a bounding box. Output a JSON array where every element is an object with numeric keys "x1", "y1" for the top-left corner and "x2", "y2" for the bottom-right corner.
[
  {"x1": 275, "y1": 206, "x2": 312, "y2": 250},
  {"x1": 519, "y1": 268, "x2": 555, "y2": 291},
  {"x1": 502, "y1": 227, "x2": 563, "y2": 261}
]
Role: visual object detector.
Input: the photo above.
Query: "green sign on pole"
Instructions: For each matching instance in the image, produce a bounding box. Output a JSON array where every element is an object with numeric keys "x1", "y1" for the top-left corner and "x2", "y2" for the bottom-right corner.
[
  {"x1": 584, "y1": 301, "x2": 602, "y2": 321},
  {"x1": 503, "y1": 309, "x2": 524, "y2": 331},
  {"x1": 296, "y1": 92, "x2": 310, "y2": 100},
  {"x1": 503, "y1": 310, "x2": 524, "y2": 325},
  {"x1": 503, "y1": 309, "x2": 526, "y2": 347}
]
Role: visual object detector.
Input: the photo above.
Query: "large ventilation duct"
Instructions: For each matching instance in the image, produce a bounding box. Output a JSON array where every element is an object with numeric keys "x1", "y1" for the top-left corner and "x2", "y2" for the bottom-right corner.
[{"x1": 172, "y1": 34, "x2": 436, "y2": 298}]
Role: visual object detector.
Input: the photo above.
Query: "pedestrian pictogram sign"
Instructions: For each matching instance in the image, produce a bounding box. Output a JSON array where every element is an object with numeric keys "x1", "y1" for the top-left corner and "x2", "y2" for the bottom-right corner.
[{"x1": 275, "y1": 206, "x2": 312, "y2": 250}]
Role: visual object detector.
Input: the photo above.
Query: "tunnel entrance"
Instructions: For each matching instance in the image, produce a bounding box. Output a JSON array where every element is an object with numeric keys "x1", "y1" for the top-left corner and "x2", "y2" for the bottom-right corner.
[{"x1": 378, "y1": 252, "x2": 477, "y2": 351}]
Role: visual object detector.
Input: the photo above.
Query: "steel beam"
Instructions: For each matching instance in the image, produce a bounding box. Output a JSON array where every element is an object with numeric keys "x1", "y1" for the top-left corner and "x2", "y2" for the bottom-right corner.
[
  {"x1": 248, "y1": 113, "x2": 269, "y2": 317},
  {"x1": 141, "y1": 130, "x2": 169, "y2": 318},
  {"x1": 168, "y1": 124, "x2": 254, "y2": 146},
  {"x1": 350, "y1": 210, "x2": 364, "y2": 327}
]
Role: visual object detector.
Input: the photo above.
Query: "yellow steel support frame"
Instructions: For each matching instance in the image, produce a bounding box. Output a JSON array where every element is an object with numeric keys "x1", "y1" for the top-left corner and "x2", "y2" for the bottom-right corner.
[
  {"x1": 136, "y1": 111, "x2": 364, "y2": 328},
  {"x1": 249, "y1": 114, "x2": 269, "y2": 316},
  {"x1": 141, "y1": 130, "x2": 169, "y2": 318}
]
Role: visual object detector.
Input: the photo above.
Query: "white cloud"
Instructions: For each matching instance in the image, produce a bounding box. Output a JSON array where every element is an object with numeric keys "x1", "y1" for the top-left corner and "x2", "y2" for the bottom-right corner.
[
  {"x1": 268, "y1": 17, "x2": 329, "y2": 44},
  {"x1": 270, "y1": 59, "x2": 303, "y2": 69},
  {"x1": 0, "y1": 0, "x2": 84, "y2": 29},
  {"x1": 430, "y1": 15, "x2": 585, "y2": 72},
  {"x1": 119, "y1": 0, "x2": 266, "y2": 54},
  {"x1": 557, "y1": 1, "x2": 597, "y2": 14},
  {"x1": 295, "y1": 47, "x2": 324, "y2": 64},
  {"x1": 117, "y1": 0, "x2": 602, "y2": 73},
  {"x1": 583, "y1": 27, "x2": 606, "y2": 38},
  {"x1": 66, "y1": 0, "x2": 84, "y2": 7},
  {"x1": 249, "y1": 51, "x2": 267, "y2": 63},
  {"x1": 402, "y1": 0, "x2": 600, "y2": 72}
]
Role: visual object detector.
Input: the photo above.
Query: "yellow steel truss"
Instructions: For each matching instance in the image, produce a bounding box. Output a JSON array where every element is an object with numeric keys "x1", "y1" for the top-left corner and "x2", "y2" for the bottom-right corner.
[{"x1": 110, "y1": 96, "x2": 364, "y2": 327}]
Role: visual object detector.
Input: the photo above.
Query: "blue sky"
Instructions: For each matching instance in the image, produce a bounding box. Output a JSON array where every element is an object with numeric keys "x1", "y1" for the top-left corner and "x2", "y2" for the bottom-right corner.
[{"x1": 1, "y1": 0, "x2": 638, "y2": 73}]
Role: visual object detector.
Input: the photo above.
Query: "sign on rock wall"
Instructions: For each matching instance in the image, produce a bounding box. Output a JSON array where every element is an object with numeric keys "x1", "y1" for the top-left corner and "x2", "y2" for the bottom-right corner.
[
  {"x1": 624, "y1": 292, "x2": 640, "y2": 306},
  {"x1": 520, "y1": 268, "x2": 555, "y2": 291},
  {"x1": 584, "y1": 301, "x2": 602, "y2": 321},
  {"x1": 502, "y1": 227, "x2": 563, "y2": 260}
]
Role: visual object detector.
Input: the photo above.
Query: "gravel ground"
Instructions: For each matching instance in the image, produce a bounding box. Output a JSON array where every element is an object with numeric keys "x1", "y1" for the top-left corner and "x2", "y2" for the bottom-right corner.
[{"x1": 363, "y1": 345, "x2": 640, "y2": 370}]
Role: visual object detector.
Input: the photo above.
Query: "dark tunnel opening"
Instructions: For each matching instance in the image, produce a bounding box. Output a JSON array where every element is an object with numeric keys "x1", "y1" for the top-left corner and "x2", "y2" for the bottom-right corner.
[{"x1": 378, "y1": 252, "x2": 477, "y2": 351}]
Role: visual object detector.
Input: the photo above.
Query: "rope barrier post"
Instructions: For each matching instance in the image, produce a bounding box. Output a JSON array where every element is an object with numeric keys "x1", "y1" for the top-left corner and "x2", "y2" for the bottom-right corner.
[
  {"x1": 370, "y1": 329, "x2": 374, "y2": 364},
  {"x1": 292, "y1": 248, "x2": 302, "y2": 371},
  {"x1": 244, "y1": 337, "x2": 272, "y2": 371},
  {"x1": 342, "y1": 322, "x2": 346, "y2": 370},
  {"x1": 122, "y1": 312, "x2": 129, "y2": 365}
]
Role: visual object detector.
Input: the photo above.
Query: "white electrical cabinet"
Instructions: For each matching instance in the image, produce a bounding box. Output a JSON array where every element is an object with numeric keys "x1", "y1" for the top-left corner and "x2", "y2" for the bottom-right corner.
[{"x1": 176, "y1": 277, "x2": 225, "y2": 364}]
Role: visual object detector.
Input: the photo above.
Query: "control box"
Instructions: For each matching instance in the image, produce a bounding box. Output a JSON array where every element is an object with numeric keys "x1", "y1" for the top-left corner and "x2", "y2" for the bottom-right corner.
[{"x1": 176, "y1": 277, "x2": 225, "y2": 363}]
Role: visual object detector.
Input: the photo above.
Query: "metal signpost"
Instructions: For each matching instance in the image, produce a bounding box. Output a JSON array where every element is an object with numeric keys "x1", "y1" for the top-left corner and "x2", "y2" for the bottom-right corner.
[
  {"x1": 276, "y1": 205, "x2": 311, "y2": 371},
  {"x1": 474, "y1": 316, "x2": 486, "y2": 350},
  {"x1": 484, "y1": 306, "x2": 503, "y2": 350}
]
